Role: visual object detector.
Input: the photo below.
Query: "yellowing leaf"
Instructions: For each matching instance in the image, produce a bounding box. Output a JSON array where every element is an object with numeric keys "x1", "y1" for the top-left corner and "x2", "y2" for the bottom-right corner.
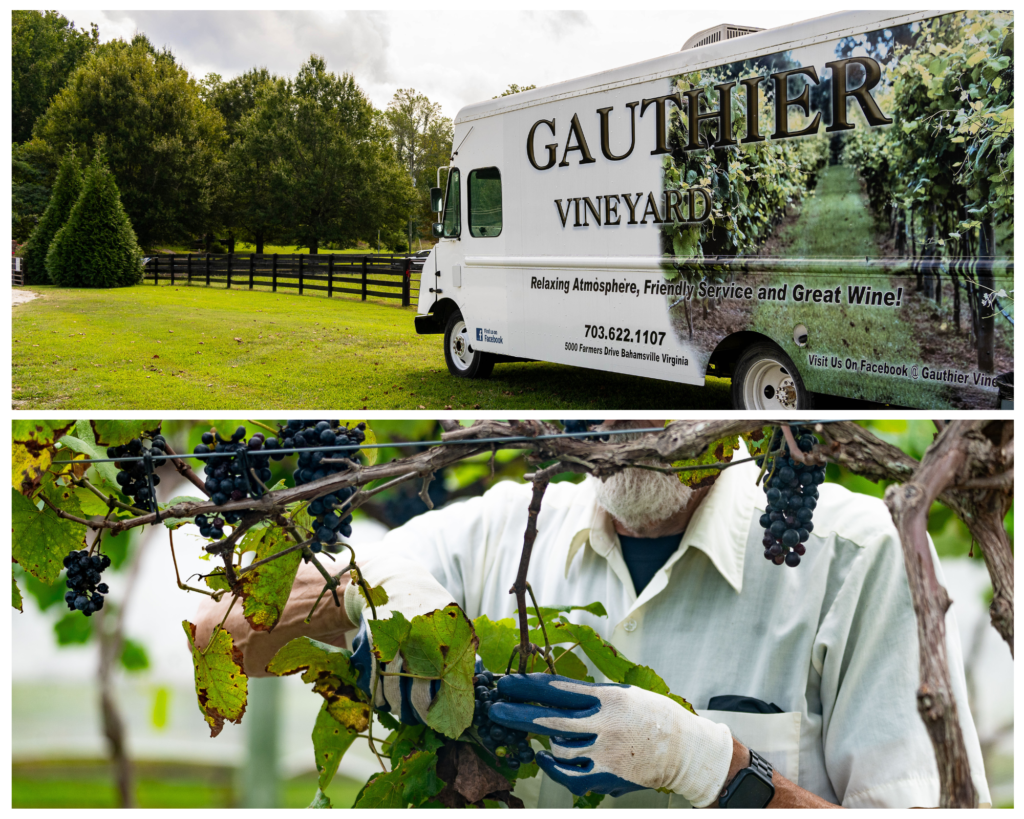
[
  {"x1": 13, "y1": 575, "x2": 24, "y2": 613},
  {"x1": 12, "y1": 420, "x2": 75, "y2": 496},
  {"x1": 183, "y1": 620, "x2": 247, "y2": 737},
  {"x1": 673, "y1": 434, "x2": 739, "y2": 488},
  {"x1": 238, "y1": 527, "x2": 302, "y2": 632},
  {"x1": 312, "y1": 701, "x2": 361, "y2": 791},
  {"x1": 266, "y1": 636, "x2": 361, "y2": 688}
]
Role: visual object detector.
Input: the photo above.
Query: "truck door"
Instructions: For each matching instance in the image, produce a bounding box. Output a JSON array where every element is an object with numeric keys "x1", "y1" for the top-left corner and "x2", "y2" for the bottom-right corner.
[{"x1": 433, "y1": 167, "x2": 462, "y2": 310}]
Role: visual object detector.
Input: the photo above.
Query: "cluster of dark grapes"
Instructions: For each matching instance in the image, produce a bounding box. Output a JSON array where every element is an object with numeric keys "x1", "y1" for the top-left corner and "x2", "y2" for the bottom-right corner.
[
  {"x1": 109, "y1": 434, "x2": 167, "y2": 511},
  {"x1": 757, "y1": 427, "x2": 825, "y2": 568},
  {"x1": 382, "y1": 472, "x2": 449, "y2": 527},
  {"x1": 63, "y1": 549, "x2": 110, "y2": 616},
  {"x1": 283, "y1": 420, "x2": 366, "y2": 553},
  {"x1": 472, "y1": 670, "x2": 535, "y2": 770},
  {"x1": 192, "y1": 426, "x2": 275, "y2": 540},
  {"x1": 560, "y1": 420, "x2": 608, "y2": 441}
]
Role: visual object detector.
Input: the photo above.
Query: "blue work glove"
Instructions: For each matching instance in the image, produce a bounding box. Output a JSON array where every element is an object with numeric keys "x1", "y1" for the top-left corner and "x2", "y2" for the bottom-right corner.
[{"x1": 489, "y1": 673, "x2": 734, "y2": 805}]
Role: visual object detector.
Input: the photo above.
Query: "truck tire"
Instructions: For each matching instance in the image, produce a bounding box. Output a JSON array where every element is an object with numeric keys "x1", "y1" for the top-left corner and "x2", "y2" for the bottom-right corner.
[
  {"x1": 444, "y1": 310, "x2": 495, "y2": 378},
  {"x1": 731, "y1": 342, "x2": 813, "y2": 410}
]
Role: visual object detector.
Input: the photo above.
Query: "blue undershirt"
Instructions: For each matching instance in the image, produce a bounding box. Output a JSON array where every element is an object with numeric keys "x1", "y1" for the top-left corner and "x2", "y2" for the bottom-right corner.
[{"x1": 618, "y1": 533, "x2": 684, "y2": 595}]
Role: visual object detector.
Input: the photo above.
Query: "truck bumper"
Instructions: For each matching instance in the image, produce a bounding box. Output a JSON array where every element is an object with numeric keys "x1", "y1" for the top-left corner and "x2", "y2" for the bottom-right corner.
[{"x1": 414, "y1": 314, "x2": 445, "y2": 335}]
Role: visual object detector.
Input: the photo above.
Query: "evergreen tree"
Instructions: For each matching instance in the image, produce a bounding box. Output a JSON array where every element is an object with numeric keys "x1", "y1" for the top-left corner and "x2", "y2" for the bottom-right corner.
[
  {"x1": 46, "y1": 154, "x2": 143, "y2": 288},
  {"x1": 21, "y1": 148, "x2": 82, "y2": 284}
]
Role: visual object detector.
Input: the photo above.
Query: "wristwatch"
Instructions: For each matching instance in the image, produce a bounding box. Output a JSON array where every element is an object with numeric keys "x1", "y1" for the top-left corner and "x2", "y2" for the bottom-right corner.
[{"x1": 718, "y1": 748, "x2": 775, "y2": 808}]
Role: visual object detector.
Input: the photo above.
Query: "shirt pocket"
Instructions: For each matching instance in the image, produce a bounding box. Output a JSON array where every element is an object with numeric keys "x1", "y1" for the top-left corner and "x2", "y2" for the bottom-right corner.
[{"x1": 701, "y1": 709, "x2": 803, "y2": 786}]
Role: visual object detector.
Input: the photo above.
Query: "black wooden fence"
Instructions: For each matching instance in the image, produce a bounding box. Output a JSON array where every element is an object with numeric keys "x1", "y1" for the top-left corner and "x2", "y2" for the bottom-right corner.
[{"x1": 142, "y1": 253, "x2": 424, "y2": 306}]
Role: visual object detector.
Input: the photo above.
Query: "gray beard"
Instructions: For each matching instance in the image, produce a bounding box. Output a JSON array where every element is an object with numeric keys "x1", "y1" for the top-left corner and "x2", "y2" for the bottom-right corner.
[{"x1": 588, "y1": 466, "x2": 693, "y2": 533}]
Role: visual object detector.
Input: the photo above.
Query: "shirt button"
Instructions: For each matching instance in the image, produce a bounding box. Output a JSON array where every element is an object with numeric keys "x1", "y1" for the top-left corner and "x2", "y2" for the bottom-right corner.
[{"x1": 623, "y1": 619, "x2": 637, "y2": 632}]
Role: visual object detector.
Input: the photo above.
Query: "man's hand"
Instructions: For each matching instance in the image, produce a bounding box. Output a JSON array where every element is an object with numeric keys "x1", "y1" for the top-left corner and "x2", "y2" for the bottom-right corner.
[
  {"x1": 344, "y1": 555, "x2": 456, "y2": 726},
  {"x1": 488, "y1": 673, "x2": 733, "y2": 806}
]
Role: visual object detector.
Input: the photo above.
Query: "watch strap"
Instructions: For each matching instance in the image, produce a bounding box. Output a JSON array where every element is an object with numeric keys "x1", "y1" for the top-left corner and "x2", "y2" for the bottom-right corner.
[{"x1": 718, "y1": 748, "x2": 775, "y2": 808}]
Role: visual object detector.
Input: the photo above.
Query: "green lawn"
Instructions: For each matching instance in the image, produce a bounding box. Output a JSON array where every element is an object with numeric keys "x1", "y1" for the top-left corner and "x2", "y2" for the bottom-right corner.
[
  {"x1": 12, "y1": 759, "x2": 364, "y2": 808},
  {"x1": 13, "y1": 284, "x2": 730, "y2": 410},
  {"x1": 155, "y1": 243, "x2": 403, "y2": 256}
]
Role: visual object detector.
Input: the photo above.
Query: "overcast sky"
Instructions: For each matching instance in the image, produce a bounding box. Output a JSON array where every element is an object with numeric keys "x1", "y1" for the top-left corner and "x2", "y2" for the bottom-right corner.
[{"x1": 58, "y1": 8, "x2": 819, "y2": 119}]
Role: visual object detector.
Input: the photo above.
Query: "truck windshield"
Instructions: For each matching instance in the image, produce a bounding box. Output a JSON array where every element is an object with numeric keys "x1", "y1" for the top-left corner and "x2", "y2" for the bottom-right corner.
[
  {"x1": 469, "y1": 167, "x2": 502, "y2": 237},
  {"x1": 443, "y1": 169, "x2": 461, "y2": 238}
]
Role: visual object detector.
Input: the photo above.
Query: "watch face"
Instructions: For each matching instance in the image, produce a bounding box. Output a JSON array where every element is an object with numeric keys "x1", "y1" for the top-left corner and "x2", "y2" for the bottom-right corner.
[{"x1": 728, "y1": 770, "x2": 774, "y2": 808}]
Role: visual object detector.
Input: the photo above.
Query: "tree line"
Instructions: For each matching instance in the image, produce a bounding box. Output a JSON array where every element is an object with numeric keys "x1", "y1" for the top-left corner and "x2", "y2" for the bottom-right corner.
[{"x1": 12, "y1": 11, "x2": 461, "y2": 280}]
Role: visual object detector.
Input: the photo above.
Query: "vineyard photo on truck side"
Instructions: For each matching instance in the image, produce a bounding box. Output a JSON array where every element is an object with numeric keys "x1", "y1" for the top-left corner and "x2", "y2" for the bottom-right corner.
[{"x1": 12, "y1": 419, "x2": 1013, "y2": 807}]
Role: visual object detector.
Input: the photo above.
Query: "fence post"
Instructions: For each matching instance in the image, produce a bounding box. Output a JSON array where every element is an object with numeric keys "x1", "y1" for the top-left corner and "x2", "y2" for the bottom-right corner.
[
  {"x1": 169, "y1": 255, "x2": 175, "y2": 286},
  {"x1": 361, "y1": 255, "x2": 368, "y2": 301},
  {"x1": 206, "y1": 254, "x2": 211, "y2": 286},
  {"x1": 328, "y1": 254, "x2": 334, "y2": 298},
  {"x1": 227, "y1": 253, "x2": 232, "y2": 289},
  {"x1": 249, "y1": 254, "x2": 255, "y2": 290},
  {"x1": 298, "y1": 255, "x2": 304, "y2": 295},
  {"x1": 402, "y1": 257, "x2": 412, "y2": 307},
  {"x1": 272, "y1": 254, "x2": 277, "y2": 292},
  {"x1": 187, "y1": 254, "x2": 192, "y2": 285}
]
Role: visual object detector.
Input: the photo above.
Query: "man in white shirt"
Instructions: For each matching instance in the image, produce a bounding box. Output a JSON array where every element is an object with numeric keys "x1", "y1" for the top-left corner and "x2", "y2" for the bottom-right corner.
[{"x1": 195, "y1": 420, "x2": 990, "y2": 808}]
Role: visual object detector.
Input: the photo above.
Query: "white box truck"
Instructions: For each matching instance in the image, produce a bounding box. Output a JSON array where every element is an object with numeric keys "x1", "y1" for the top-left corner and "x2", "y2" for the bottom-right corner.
[{"x1": 414, "y1": 10, "x2": 1014, "y2": 409}]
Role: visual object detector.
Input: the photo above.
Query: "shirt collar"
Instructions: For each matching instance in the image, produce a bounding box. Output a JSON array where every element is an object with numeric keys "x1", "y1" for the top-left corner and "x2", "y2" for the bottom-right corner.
[{"x1": 566, "y1": 443, "x2": 759, "y2": 595}]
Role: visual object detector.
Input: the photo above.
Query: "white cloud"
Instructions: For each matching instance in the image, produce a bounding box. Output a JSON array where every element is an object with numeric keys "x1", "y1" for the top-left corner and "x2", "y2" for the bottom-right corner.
[{"x1": 59, "y1": 9, "x2": 811, "y2": 118}]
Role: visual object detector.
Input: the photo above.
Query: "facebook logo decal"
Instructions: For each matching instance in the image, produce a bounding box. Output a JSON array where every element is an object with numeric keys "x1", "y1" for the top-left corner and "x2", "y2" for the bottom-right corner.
[{"x1": 476, "y1": 328, "x2": 483, "y2": 341}]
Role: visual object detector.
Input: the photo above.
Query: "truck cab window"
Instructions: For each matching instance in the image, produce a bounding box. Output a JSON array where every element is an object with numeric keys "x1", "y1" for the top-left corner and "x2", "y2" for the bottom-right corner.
[
  {"x1": 468, "y1": 167, "x2": 502, "y2": 238},
  {"x1": 443, "y1": 168, "x2": 461, "y2": 238}
]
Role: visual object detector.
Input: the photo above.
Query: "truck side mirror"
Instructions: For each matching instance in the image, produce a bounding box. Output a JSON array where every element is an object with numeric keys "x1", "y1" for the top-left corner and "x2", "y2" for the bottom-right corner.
[
  {"x1": 432, "y1": 222, "x2": 444, "y2": 238},
  {"x1": 430, "y1": 187, "x2": 444, "y2": 212}
]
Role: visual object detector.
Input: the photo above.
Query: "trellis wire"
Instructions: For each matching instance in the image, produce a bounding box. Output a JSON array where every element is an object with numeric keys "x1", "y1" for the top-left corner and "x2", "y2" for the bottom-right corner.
[{"x1": 52, "y1": 421, "x2": 850, "y2": 468}]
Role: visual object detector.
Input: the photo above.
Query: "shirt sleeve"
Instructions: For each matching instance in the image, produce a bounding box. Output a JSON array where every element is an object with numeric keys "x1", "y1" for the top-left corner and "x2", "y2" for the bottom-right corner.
[{"x1": 813, "y1": 522, "x2": 991, "y2": 807}]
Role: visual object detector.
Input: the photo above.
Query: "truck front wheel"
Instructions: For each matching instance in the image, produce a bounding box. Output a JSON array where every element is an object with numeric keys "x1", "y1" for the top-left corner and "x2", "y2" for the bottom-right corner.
[
  {"x1": 444, "y1": 311, "x2": 495, "y2": 378},
  {"x1": 731, "y1": 342, "x2": 813, "y2": 410}
]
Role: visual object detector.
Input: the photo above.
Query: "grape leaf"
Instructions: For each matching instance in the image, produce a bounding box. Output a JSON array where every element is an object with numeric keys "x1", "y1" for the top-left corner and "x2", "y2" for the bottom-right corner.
[
  {"x1": 58, "y1": 427, "x2": 121, "y2": 497},
  {"x1": 359, "y1": 581, "x2": 389, "y2": 610},
  {"x1": 183, "y1": 620, "x2": 248, "y2": 738},
  {"x1": 526, "y1": 645, "x2": 594, "y2": 682},
  {"x1": 673, "y1": 435, "x2": 739, "y2": 488},
  {"x1": 544, "y1": 620, "x2": 634, "y2": 683},
  {"x1": 385, "y1": 723, "x2": 445, "y2": 768},
  {"x1": 473, "y1": 614, "x2": 519, "y2": 674},
  {"x1": 527, "y1": 601, "x2": 608, "y2": 623},
  {"x1": 12, "y1": 575, "x2": 23, "y2": 613},
  {"x1": 120, "y1": 638, "x2": 150, "y2": 672},
  {"x1": 266, "y1": 636, "x2": 362, "y2": 689},
  {"x1": 203, "y1": 571, "x2": 231, "y2": 592},
  {"x1": 353, "y1": 750, "x2": 443, "y2": 808},
  {"x1": 12, "y1": 487, "x2": 85, "y2": 585},
  {"x1": 55, "y1": 611, "x2": 93, "y2": 644},
  {"x1": 312, "y1": 701, "x2": 361, "y2": 790},
  {"x1": 89, "y1": 420, "x2": 162, "y2": 447},
  {"x1": 159, "y1": 496, "x2": 207, "y2": 530},
  {"x1": 371, "y1": 611, "x2": 411, "y2": 663},
  {"x1": 741, "y1": 426, "x2": 775, "y2": 458},
  {"x1": 325, "y1": 693, "x2": 371, "y2": 731},
  {"x1": 308, "y1": 788, "x2": 332, "y2": 809},
  {"x1": 573, "y1": 791, "x2": 607, "y2": 808},
  {"x1": 12, "y1": 420, "x2": 75, "y2": 496},
  {"x1": 402, "y1": 606, "x2": 478, "y2": 738},
  {"x1": 622, "y1": 665, "x2": 696, "y2": 714},
  {"x1": 237, "y1": 527, "x2": 301, "y2": 632}
]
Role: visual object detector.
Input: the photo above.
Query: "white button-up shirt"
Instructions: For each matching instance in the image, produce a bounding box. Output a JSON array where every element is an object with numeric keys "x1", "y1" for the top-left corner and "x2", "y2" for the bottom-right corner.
[{"x1": 372, "y1": 456, "x2": 990, "y2": 808}]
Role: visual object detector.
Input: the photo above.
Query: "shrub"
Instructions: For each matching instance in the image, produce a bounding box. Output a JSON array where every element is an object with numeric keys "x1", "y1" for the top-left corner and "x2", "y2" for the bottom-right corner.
[
  {"x1": 46, "y1": 153, "x2": 143, "y2": 288},
  {"x1": 21, "y1": 148, "x2": 82, "y2": 285}
]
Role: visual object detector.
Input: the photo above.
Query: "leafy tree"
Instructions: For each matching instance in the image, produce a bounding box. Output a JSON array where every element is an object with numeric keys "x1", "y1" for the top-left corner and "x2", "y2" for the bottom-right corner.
[
  {"x1": 46, "y1": 152, "x2": 144, "y2": 288},
  {"x1": 386, "y1": 89, "x2": 450, "y2": 249},
  {"x1": 12, "y1": 139, "x2": 56, "y2": 243},
  {"x1": 21, "y1": 147, "x2": 82, "y2": 285},
  {"x1": 201, "y1": 67, "x2": 280, "y2": 142},
  {"x1": 11, "y1": 10, "x2": 98, "y2": 144},
  {"x1": 33, "y1": 35, "x2": 226, "y2": 248},
  {"x1": 493, "y1": 83, "x2": 537, "y2": 98},
  {"x1": 250, "y1": 56, "x2": 414, "y2": 253}
]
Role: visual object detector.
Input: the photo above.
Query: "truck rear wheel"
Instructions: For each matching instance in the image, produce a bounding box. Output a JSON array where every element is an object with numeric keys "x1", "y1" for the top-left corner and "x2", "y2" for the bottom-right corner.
[
  {"x1": 732, "y1": 342, "x2": 813, "y2": 410},
  {"x1": 444, "y1": 311, "x2": 495, "y2": 378}
]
